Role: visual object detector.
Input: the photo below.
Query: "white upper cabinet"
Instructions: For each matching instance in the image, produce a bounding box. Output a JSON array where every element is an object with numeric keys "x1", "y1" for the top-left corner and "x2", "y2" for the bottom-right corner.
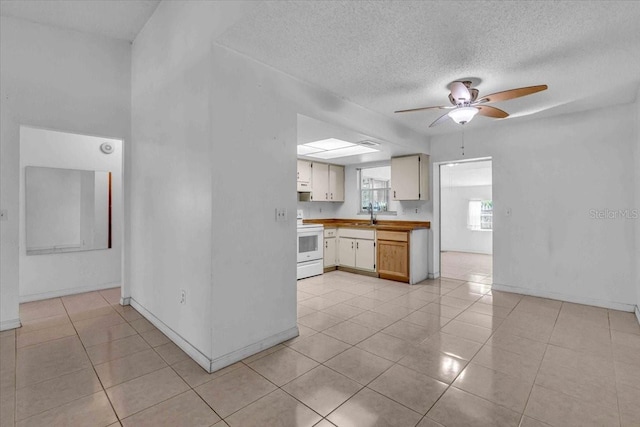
[
  {"x1": 311, "y1": 162, "x2": 329, "y2": 201},
  {"x1": 297, "y1": 160, "x2": 312, "y2": 192},
  {"x1": 391, "y1": 154, "x2": 429, "y2": 201},
  {"x1": 329, "y1": 164, "x2": 344, "y2": 202},
  {"x1": 303, "y1": 161, "x2": 344, "y2": 202}
]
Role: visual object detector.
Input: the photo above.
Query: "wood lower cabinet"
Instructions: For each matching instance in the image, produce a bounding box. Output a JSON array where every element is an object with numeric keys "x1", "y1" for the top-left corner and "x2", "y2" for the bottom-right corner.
[{"x1": 377, "y1": 230, "x2": 410, "y2": 282}]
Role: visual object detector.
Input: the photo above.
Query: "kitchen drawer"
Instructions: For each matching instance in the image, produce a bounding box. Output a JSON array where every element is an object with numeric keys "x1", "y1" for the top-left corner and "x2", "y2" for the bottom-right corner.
[
  {"x1": 339, "y1": 228, "x2": 375, "y2": 240},
  {"x1": 377, "y1": 230, "x2": 408, "y2": 242},
  {"x1": 324, "y1": 228, "x2": 337, "y2": 238}
]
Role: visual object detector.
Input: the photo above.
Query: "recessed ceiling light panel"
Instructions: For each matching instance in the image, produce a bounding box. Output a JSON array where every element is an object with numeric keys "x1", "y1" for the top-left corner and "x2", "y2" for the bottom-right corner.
[
  {"x1": 305, "y1": 138, "x2": 354, "y2": 150},
  {"x1": 297, "y1": 145, "x2": 323, "y2": 155},
  {"x1": 297, "y1": 137, "x2": 379, "y2": 160},
  {"x1": 305, "y1": 145, "x2": 378, "y2": 159}
]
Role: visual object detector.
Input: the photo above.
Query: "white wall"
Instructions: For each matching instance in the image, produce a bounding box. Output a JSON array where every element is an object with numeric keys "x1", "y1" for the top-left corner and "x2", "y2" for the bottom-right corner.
[
  {"x1": 297, "y1": 201, "x2": 342, "y2": 220},
  {"x1": 131, "y1": 1, "x2": 430, "y2": 368},
  {"x1": 208, "y1": 44, "x2": 431, "y2": 363},
  {"x1": 636, "y1": 89, "x2": 640, "y2": 322},
  {"x1": 0, "y1": 16, "x2": 130, "y2": 329},
  {"x1": 209, "y1": 44, "x2": 298, "y2": 362},
  {"x1": 130, "y1": 1, "x2": 252, "y2": 362},
  {"x1": 430, "y1": 104, "x2": 637, "y2": 311},
  {"x1": 19, "y1": 127, "x2": 122, "y2": 301},
  {"x1": 441, "y1": 185, "x2": 493, "y2": 254}
]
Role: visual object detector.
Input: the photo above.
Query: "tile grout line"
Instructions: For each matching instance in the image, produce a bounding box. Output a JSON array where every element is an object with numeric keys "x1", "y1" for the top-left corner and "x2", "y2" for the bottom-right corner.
[
  {"x1": 608, "y1": 311, "x2": 624, "y2": 427},
  {"x1": 406, "y1": 289, "x2": 526, "y2": 424},
  {"x1": 60, "y1": 293, "x2": 125, "y2": 426},
  {"x1": 318, "y1": 282, "x2": 484, "y2": 425},
  {"x1": 10, "y1": 299, "x2": 97, "y2": 424},
  {"x1": 516, "y1": 298, "x2": 561, "y2": 427},
  {"x1": 11, "y1": 293, "x2": 124, "y2": 424},
  {"x1": 294, "y1": 277, "x2": 495, "y2": 425},
  {"x1": 11, "y1": 326, "x2": 17, "y2": 426},
  {"x1": 19, "y1": 274, "x2": 633, "y2": 426}
]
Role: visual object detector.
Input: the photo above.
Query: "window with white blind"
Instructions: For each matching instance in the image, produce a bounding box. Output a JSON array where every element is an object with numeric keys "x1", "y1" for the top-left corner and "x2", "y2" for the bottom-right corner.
[
  {"x1": 357, "y1": 166, "x2": 396, "y2": 215},
  {"x1": 468, "y1": 199, "x2": 493, "y2": 231}
]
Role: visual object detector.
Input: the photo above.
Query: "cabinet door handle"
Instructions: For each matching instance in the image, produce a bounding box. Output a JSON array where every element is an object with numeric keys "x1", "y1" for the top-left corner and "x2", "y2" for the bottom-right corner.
[
  {"x1": 325, "y1": 193, "x2": 328, "y2": 200},
  {"x1": 331, "y1": 193, "x2": 333, "y2": 200},
  {"x1": 356, "y1": 241, "x2": 359, "y2": 249},
  {"x1": 393, "y1": 190, "x2": 396, "y2": 198},
  {"x1": 351, "y1": 241, "x2": 354, "y2": 249},
  {"x1": 325, "y1": 241, "x2": 328, "y2": 249}
]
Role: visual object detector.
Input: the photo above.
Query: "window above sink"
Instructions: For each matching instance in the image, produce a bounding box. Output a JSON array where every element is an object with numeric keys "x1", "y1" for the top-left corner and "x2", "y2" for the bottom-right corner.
[{"x1": 358, "y1": 165, "x2": 396, "y2": 215}]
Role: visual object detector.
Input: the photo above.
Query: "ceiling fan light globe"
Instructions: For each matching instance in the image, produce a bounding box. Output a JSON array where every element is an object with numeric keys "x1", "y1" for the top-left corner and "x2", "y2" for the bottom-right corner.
[{"x1": 448, "y1": 107, "x2": 479, "y2": 124}]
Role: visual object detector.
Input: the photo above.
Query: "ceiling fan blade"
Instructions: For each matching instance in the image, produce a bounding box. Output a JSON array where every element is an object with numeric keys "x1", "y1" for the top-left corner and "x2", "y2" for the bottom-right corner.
[
  {"x1": 450, "y1": 81, "x2": 471, "y2": 102},
  {"x1": 429, "y1": 112, "x2": 452, "y2": 127},
  {"x1": 394, "y1": 105, "x2": 452, "y2": 113},
  {"x1": 476, "y1": 105, "x2": 509, "y2": 119},
  {"x1": 477, "y1": 85, "x2": 548, "y2": 104}
]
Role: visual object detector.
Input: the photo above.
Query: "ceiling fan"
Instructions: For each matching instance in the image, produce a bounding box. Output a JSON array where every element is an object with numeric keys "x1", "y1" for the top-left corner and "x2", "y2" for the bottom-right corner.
[{"x1": 395, "y1": 81, "x2": 548, "y2": 127}]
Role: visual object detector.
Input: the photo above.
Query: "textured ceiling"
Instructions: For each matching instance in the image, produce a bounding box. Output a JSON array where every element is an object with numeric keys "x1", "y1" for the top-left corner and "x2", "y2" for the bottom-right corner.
[
  {"x1": 218, "y1": 1, "x2": 640, "y2": 136},
  {"x1": 0, "y1": 0, "x2": 160, "y2": 41}
]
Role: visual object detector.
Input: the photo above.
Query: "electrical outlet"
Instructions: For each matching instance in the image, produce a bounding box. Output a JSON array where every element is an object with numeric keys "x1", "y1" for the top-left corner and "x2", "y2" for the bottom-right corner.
[
  {"x1": 415, "y1": 208, "x2": 419, "y2": 214},
  {"x1": 275, "y1": 208, "x2": 287, "y2": 222},
  {"x1": 180, "y1": 290, "x2": 186, "y2": 305},
  {"x1": 0, "y1": 209, "x2": 6, "y2": 221}
]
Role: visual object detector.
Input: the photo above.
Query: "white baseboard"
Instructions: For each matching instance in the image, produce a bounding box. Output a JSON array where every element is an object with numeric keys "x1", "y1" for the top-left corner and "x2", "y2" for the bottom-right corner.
[
  {"x1": 209, "y1": 326, "x2": 299, "y2": 373},
  {"x1": 492, "y1": 283, "x2": 636, "y2": 312},
  {"x1": 19, "y1": 282, "x2": 120, "y2": 303},
  {"x1": 120, "y1": 297, "x2": 131, "y2": 306},
  {"x1": 0, "y1": 318, "x2": 22, "y2": 331},
  {"x1": 129, "y1": 297, "x2": 298, "y2": 373},
  {"x1": 428, "y1": 272, "x2": 440, "y2": 279},
  {"x1": 129, "y1": 298, "x2": 212, "y2": 370},
  {"x1": 635, "y1": 305, "x2": 640, "y2": 325}
]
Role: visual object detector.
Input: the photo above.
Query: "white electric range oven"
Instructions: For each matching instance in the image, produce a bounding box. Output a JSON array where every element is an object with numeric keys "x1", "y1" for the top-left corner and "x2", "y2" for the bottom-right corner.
[{"x1": 296, "y1": 210, "x2": 324, "y2": 279}]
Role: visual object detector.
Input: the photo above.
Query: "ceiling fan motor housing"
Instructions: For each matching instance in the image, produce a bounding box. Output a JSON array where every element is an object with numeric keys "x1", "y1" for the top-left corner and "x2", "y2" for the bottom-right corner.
[{"x1": 393, "y1": 81, "x2": 548, "y2": 128}]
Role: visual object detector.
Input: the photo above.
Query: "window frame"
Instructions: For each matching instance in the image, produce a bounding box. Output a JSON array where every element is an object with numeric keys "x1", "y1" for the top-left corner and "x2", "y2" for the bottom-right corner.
[
  {"x1": 468, "y1": 199, "x2": 493, "y2": 231},
  {"x1": 357, "y1": 166, "x2": 397, "y2": 215}
]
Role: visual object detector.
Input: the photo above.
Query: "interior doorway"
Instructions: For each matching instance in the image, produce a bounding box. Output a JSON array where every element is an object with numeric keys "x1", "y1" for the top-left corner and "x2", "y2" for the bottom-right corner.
[
  {"x1": 18, "y1": 126, "x2": 123, "y2": 303},
  {"x1": 439, "y1": 159, "x2": 493, "y2": 284}
]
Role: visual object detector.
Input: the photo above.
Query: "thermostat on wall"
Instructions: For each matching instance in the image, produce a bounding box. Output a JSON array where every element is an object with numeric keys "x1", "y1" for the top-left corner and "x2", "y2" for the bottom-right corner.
[{"x1": 100, "y1": 142, "x2": 114, "y2": 154}]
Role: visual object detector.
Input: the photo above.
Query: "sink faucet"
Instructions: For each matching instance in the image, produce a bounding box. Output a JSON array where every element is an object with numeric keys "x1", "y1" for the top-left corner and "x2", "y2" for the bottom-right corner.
[{"x1": 368, "y1": 202, "x2": 377, "y2": 225}]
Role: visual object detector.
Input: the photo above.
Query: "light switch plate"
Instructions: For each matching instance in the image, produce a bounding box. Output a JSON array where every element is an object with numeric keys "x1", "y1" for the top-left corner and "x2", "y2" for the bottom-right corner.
[{"x1": 0, "y1": 209, "x2": 7, "y2": 221}]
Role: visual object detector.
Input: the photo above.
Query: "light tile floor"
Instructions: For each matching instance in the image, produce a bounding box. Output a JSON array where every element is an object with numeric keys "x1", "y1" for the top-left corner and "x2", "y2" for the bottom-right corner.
[
  {"x1": 441, "y1": 251, "x2": 492, "y2": 284},
  {"x1": 1, "y1": 271, "x2": 639, "y2": 426}
]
